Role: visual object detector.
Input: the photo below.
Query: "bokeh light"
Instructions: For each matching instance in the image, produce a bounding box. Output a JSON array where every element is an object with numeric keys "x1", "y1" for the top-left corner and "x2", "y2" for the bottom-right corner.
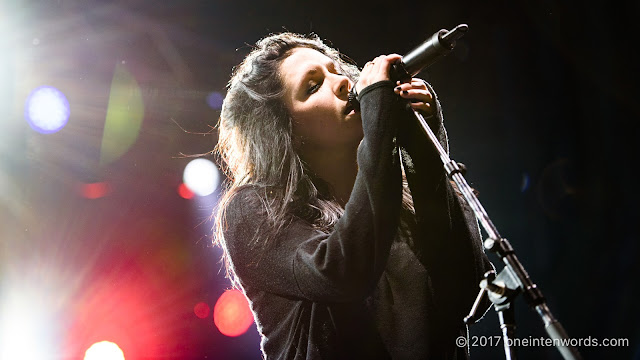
[
  {"x1": 24, "y1": 86, "x2": 70, "y2": 134},
  {"x1": 84, "y1": 341, "x2": 125, "y2": 360},
  {"x1": 177, "y1": 183, "x2": 195, "y2": 199},
  {"x1": 194, "y1": 302, "x2": 210, "y2": 319},
  {"x1": 213, "y1": 289, "x2": 254, "y2": 337},
  {"x1": 206, "y1": 91, "x2": 224, "y2": 110},
  {"x1": 182, "y1": 158, "x2": 221, "y2": 197},
  {"x1": 79, "y1": 182, "x2": 111, "y2": 199}
]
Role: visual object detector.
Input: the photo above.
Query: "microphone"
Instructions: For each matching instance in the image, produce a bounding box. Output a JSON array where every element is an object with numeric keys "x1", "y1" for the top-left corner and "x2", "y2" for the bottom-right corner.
[{"x1": 348, "y1": 24, "x2": 468, "y2": 110}]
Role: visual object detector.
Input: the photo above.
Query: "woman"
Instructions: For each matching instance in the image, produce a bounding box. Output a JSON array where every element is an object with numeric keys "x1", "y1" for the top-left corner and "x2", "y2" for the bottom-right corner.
[{"x1": 214, "y1": 32, "x2": 492, "y2": 359}]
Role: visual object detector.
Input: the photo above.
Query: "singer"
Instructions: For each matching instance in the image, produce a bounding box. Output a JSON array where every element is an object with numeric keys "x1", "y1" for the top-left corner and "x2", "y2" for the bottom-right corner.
[{"x1": 214, "y1": 32, "x2": 492, "y2": 359}]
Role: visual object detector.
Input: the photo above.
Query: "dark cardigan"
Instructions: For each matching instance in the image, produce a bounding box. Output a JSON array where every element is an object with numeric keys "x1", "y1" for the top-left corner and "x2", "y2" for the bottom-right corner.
[{"x1": 221, "y1": 81, "x2": 492, "y2": 359}]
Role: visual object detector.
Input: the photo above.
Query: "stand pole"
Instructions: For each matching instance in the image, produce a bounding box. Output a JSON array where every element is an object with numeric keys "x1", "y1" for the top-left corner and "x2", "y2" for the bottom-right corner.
[
  {"x1": 409, "y1": 108, "x2": 582, "y2": 360},
  {"x1": 497, "y1": 304, "x2": 517, "y2": 360}
]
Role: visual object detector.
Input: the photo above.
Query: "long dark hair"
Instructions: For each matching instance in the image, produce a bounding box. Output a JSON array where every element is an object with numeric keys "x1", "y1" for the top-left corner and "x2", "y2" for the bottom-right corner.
[{"x1": 214, "y1": 32, "x2": 412, "y2": 281}]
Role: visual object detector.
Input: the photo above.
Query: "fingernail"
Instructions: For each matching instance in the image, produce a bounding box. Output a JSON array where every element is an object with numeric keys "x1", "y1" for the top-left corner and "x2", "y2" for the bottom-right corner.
[
  {"x1": 402, "y1": 90, "x2": 408, "y2": 95},
  {"x1": 395, "y1": 86, "x2": 401, "y2": 91}
]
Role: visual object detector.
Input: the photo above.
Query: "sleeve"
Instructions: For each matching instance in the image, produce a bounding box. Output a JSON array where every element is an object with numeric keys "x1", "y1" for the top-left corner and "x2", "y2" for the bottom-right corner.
[
  {"x1": 222, "y1": 81, "x2": 403, "y2": 303},
  {"x1": 396, "y1": 81, "x2": 493, "y2": 325}
]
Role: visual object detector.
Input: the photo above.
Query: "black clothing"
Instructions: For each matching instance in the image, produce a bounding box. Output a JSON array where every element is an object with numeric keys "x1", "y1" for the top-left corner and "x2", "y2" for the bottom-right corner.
[{"x1": 221, "y1": 81, "x2": 492, "y2": 359}]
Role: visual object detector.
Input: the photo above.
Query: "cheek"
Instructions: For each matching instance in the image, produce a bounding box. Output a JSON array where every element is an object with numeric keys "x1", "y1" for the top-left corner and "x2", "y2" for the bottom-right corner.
[
  {"x1": 291, "y1": 106, "x2": 327, "y2": 137},
  {"x1": 293, "y1": 114, "x2": 326, "y2": 142}
]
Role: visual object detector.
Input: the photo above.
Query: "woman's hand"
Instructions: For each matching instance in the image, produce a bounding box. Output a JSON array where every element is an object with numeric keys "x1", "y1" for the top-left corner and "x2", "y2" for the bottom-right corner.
[
  {"x1": 394, "y1": 78, "x2": 435, "y2": 115},
  {"x1": 355, "y1": 54, "x2": 402, "y2": 94}
]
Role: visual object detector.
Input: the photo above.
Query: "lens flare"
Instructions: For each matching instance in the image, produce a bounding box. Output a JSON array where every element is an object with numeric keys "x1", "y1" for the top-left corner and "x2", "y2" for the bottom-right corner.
[
  {"x1": 79, "y1": 182, "x2": 111, "y2": 199},
  {"x1": 100, "y1": 64, "x2": 144, "y2": 165}
]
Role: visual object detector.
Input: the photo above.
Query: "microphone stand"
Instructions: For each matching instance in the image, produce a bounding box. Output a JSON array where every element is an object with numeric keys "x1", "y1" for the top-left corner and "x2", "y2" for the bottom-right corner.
[
  {"x1": 352, "y1": 24, "x2": 583, "y2": 359},
  {"x1": 405, "y1": 87, "x2": 582, "y2": 360}
]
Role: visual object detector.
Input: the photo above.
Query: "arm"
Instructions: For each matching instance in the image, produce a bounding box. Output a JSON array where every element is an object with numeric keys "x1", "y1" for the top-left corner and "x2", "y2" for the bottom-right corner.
[{"x1": 222, "y1": 80, "x2": 404, "y2": 303}]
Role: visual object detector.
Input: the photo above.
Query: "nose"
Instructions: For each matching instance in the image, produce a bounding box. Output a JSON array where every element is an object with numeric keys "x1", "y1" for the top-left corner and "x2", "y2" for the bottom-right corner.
[{"x1": 332, "y1": 74, "x2": 351, "y2": 99}]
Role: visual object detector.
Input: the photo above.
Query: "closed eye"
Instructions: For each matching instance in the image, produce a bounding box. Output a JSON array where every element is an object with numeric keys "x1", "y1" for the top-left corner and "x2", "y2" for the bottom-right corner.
[{"x1": 307, "y1": 81, "x2": 322, "y2": 94}]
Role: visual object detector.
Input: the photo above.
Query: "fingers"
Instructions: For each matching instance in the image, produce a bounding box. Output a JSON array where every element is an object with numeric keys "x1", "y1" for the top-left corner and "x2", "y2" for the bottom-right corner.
[
  {"x1": 393, "y1": 78, "x2": 435, "y2": 114},
  {"x1": 363, "y1": 54, "x2": 401, "y2": 69},
  {"x1": 406, "y1": 101, "x2": 433, "y2": 114},
  {"x1": 356, "y1": 54, "x2": 402, "y2": 93},
  {"x1": 394, "y1": 78, "x2": 429, "y2": 94}
]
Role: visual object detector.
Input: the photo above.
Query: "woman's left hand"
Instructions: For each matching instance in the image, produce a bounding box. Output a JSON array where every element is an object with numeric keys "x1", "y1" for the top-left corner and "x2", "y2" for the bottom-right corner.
[{"x1": 394, "y1": 78, "x2": 435, "y2": 115}]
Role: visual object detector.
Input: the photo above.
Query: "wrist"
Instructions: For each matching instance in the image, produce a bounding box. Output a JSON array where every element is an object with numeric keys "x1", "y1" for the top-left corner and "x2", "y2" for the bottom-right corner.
[{"x1": 356, "y1": 80, "x2": 395, "y2": 102}]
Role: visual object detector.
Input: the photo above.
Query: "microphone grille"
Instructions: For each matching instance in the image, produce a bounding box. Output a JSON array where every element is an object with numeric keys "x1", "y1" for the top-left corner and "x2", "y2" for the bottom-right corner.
[{"x1": 347, "y1": 88, "x2": 360, "y2": 111}]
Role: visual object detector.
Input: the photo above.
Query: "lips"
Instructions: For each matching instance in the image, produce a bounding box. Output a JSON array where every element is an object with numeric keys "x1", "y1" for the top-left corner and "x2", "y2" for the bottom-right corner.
[{"x1": 344, "y1": 101, "x2": 358, "y2": 115}]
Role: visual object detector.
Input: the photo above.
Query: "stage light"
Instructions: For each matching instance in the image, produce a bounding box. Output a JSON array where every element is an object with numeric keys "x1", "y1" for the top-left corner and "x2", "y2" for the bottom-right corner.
[
  {"x1": 206, "y1": 91, "x2": 224, "y2": 110},
  {"x1": 177, "y1": 183, "x2": 195, "y2": 199},
  {"x1": 182, "y1": 158, "x2": 221, "y2": 197},
  {"x1": 213, "y1": 289, "x2": 254, "y2": 337},
  {"x1": 84, "y1": 341, "x2": 125, "y2": 360},
  {"x1": 194, "y1": 302, "x2": 210, "y2": 319},
  {"x1": 24, "y1": 85, "x2": 70, "y2": 134}
]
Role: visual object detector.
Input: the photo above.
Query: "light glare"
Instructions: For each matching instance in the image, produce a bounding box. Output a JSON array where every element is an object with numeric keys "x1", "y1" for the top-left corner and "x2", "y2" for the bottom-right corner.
[{"x1": 0, "y1": 284, "x2": 56, "y2": 359}]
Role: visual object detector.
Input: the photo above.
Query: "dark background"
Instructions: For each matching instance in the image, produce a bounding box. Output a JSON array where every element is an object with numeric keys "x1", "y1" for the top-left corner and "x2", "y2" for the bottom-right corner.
[{"x1": 1, "y1": 0, "x2": 638, "y2": 359}]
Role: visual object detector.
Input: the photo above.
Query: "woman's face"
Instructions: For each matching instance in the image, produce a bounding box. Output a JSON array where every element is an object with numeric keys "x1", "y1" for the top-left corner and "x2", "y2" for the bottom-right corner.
[{"x1": 280, "y1": 47, "x2": 363, "y2": 151}]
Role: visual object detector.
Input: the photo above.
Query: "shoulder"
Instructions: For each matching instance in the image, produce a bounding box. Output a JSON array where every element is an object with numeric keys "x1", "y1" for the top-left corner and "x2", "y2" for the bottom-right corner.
[
  {"x1": 225, "y1": 185, "x2": 266, "y2": 214},
  {"x1": 220, "y1": 185, "x2": 297, "y2": 248},
  {"x1": 221, "y1": 185, "x2": 269, "y2": 235}
]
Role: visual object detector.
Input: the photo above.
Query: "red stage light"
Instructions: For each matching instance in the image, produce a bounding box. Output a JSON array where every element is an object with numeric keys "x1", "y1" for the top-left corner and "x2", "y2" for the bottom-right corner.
[{"x1": 213, "y1": 289, "x2": 254, "y2": 337}]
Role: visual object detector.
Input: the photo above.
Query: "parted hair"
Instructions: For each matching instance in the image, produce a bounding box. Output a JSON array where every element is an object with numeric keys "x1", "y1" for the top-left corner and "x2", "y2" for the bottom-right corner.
[{"x1": 215, "y1": 31, "x2": 359, "y2": 240}]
